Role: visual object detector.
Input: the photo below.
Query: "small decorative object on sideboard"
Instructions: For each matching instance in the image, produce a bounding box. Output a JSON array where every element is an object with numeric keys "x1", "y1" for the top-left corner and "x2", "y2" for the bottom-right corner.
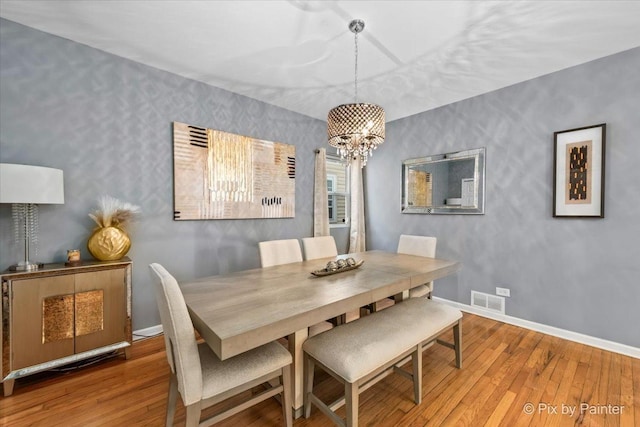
[
  {"x1": 65, "y1": 249, "x2": 81, "y2": 266},
  {"x1": 311, "y1": 257, "x2": 364, "y2": 277},
  {"x1": 87, "y1": 196, "x2": 140, "y2": 261}
]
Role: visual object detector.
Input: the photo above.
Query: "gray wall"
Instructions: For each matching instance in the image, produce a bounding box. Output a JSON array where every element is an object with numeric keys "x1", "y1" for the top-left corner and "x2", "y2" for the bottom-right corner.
[
  {"x1": 0, "y1": 19, "x2": 325, "y2": 330},
  {"x1": 2, "y1": 18, "x2": 639, "y2": 348},
  {"x1": 366, "y1": 47, "x2": 640, "y2": 348}
]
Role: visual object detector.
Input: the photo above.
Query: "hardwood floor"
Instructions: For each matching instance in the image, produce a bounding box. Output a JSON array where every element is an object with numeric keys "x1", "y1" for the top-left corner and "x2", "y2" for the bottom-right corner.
[{"x1": 1, "y1": 314, "x2": 638, "y2": 426}]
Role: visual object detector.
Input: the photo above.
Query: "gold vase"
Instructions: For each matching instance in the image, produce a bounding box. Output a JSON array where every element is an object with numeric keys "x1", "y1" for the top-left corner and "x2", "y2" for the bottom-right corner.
[{"x1": 87, "y1": 226, "x2": 131, "y2": 261}]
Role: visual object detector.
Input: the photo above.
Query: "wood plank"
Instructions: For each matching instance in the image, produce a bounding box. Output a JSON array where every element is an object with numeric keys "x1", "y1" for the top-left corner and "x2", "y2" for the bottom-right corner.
[
  {"x1": 605, "y1": 352, "x2": 622, "y2": 427},
  {"x1": 633, "y1": 357, "x2": 640, "y2": 427},
  {"x1": 483, "y1": 390, "x2": 517, "y2": 427},
  {"x1": 559, "y1": 343, "x2": 593, "y2": 427},
  {"x1": 595, "y1": 349, "x2": 612, "y2": 426}
]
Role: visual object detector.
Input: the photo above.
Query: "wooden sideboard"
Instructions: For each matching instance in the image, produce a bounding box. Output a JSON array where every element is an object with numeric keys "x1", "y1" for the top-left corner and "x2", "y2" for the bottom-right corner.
[{"x1": 1, "y1": 258, "x2": 132, "y2": 396}]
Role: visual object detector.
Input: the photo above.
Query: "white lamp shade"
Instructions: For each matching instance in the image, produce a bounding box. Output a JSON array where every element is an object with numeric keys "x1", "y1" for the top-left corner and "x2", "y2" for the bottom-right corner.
[{"x1": 0, "y1": 163, "x2": 65, "y2": 204}]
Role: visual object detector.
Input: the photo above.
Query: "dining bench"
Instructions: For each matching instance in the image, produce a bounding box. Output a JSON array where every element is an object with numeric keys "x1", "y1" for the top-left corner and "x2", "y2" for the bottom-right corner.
[{"x1": 302, "y1": 298, "x2": 462, "y2": 427}]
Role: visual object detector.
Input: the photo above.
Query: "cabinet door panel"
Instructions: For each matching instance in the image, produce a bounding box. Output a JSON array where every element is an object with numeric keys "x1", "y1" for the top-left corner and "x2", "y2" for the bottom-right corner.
[
  {"x1": 74, "y1": 269, "x2": 126, "y2": 353},
  {"x1": 12, "y1": 276, "x2": 75, "y2": 369}
]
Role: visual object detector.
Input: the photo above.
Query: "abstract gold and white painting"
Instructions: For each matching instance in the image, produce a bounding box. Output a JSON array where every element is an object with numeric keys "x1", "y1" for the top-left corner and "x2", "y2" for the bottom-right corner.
[{"x1": 173, "y1": 122, "x2": 295, "y2": 220}]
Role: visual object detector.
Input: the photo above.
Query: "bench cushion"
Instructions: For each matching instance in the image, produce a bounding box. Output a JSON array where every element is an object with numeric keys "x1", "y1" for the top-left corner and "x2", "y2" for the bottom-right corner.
[{"x1": 303, "y1": 299, "x2": 461, "y2": 382}]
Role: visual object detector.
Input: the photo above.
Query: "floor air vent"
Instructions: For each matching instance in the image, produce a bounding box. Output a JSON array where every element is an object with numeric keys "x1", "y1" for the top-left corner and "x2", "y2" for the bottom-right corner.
[{"x1": 471, "y1": 291, "x2": 505, "y2": 314}]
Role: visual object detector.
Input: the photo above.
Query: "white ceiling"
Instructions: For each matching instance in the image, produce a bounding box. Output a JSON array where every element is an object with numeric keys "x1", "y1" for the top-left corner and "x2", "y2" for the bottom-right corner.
[{"x1": 1, "y1": 1, "x2": 640, "y2": 122}]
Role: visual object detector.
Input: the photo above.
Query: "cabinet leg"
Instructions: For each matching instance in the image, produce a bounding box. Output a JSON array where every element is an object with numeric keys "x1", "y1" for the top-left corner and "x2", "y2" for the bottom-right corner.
[
  {"x1": 3, "y1": 379, "x2": 15, "y2": 397},
  {"x1": 124, "y1": 346, "x2": 131, "y2": 359}
]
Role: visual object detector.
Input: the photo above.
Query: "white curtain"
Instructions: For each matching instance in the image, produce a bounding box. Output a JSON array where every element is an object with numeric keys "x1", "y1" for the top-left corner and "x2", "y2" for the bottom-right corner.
[
  {"x1": 313, "y1": 148, "x2": 330, "y2": 237},
  {"x1": 348, "y1": 157, "x2": 366, "y2": 252}
]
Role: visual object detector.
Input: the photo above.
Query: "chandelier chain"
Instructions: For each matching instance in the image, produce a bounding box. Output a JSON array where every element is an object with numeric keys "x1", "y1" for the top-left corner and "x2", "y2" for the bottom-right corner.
[{"x1": 354, "y1": 31, "x2": 358, "y2": 103}]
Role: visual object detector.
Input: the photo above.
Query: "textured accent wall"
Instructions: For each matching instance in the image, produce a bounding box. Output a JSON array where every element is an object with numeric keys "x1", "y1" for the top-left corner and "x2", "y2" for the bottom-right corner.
[
  {"x1": 2, "y1": 18, "x2": 639, "y2": 348},
  {"x1": 0, "y1": 19, "x2": 325, "y2": 330},
  {"x1": 366, "y1": 47, "x2": 640, "y2": 347}
]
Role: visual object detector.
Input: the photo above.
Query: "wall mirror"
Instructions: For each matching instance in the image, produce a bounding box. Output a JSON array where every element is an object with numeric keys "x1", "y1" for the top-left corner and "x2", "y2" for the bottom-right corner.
[{"x1": 402, "y1": 147, "x2": 485, "y2": 214}]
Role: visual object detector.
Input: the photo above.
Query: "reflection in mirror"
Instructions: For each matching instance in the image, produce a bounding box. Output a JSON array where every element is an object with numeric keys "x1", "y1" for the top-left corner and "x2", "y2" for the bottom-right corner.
[{"x1": 402, "y1": 147, "x2": 485, "y2": 214}]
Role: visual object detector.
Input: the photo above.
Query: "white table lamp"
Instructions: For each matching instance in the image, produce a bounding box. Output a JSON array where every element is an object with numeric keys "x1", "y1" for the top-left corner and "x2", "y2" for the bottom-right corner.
[{"x1": 0, "y1": 163, "x2": 65, "y2": 271}]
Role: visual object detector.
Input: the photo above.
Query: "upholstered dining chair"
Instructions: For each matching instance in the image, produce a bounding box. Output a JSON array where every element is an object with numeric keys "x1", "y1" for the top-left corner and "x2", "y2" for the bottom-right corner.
[
  {"x1": 301, "y1": 236, "x2": 338, "y2": 260},
  {"x1": 398, "y1": 234, "x2": 437, "y2": 299},
  {"x1": 301, "y1": 235, "x2": 351, "y2": 325},
  {"x1": 149, "y1": 263, "x2": 293, "y2": 427},
  {"x1": 259, "y1": 238, "x2": 335, "y2": 334},
  {"x1": 258, "y1": 239, "x2": 303, "y2": 267},
  {"x1": 364, "y1": 234, "x2": 437, "y2": 314}
]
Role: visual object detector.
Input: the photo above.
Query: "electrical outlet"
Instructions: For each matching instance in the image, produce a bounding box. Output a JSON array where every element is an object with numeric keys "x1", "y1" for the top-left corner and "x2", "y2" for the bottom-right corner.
[{"x1": 496, "y1": 287, "x2": 511, "y2": 297}]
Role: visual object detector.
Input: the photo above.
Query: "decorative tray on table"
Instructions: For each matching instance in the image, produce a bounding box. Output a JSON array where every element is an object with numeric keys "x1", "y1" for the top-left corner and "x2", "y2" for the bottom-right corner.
[{"x1": 311, "y1": 258, "x2": 364, "y2": 277}]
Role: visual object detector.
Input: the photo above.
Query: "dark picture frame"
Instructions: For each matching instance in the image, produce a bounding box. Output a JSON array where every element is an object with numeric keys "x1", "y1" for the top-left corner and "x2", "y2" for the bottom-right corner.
[{"x1": 553, "y1": 123, "x2": 606, "y2": 218}]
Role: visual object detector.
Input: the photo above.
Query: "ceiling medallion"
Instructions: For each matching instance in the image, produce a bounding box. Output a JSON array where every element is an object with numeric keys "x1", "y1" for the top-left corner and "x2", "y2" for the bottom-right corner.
[{"x1": 327, "y1": 19, "x2": 385, "y2": 167}]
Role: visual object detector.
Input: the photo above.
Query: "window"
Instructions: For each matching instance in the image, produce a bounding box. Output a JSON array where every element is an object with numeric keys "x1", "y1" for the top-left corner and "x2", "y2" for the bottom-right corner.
[
  {"x1": 327, "y1": 175, "x2": 337, "y2": 222},
  {"x1": 326, "y1": 156, "x2": 349, "y2": 227}
]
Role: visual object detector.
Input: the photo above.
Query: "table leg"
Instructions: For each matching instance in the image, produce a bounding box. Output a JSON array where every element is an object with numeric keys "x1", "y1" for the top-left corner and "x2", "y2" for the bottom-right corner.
[
  {"x1": 3, "y1": 379, "x2": 15, "y2": 397},
  {"x1": 394, "y1": 289, "x2": 410, "y2": 303},
  {"x1": 288, "y1": 328, "x2": 309, "y2": 418}
]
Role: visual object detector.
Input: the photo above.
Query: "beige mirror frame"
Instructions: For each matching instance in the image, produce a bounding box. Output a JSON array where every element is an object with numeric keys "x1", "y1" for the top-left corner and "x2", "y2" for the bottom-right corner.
[{"x1": 402, "y1": 147, "x2": 485, "y2": 215}]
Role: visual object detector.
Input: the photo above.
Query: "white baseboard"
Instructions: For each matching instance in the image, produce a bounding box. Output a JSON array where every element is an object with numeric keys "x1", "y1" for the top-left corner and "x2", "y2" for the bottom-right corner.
[
  {"x1": 433, "y1": 296, "x2": 640, "y2": 359},
  {"x1": 132, "y1": 324, "x2": 163, "y2": 341}
]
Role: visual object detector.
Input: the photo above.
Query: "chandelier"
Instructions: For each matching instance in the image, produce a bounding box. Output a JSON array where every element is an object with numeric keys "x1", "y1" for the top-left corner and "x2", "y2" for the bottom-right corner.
[{"x1": 327, "y1": 19, "x2": 385, "y2": 167}]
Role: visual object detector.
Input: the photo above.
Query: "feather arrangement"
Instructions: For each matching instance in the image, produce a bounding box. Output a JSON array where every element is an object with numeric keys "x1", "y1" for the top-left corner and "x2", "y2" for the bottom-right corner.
[{"x1": 89, "y1": 195, "x2": 140, "y2": 230}]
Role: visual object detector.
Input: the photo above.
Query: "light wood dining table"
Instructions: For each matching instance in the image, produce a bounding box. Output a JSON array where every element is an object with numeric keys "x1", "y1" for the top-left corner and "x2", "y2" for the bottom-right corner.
[{"x1": 181, "y1": 250, "x2": 460, "y2": 416}]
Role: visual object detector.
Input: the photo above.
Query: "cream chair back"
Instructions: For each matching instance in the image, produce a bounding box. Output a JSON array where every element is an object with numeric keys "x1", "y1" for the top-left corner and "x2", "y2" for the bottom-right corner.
[
  {"x1": 398, "y1": 235, "x2": 437, "y2": 298},
  {"x1": 259, "y1": 239, "x2": 303, "y2": 267},
  {"x1": 149, "y1": 263, "x2": 203, "y2": 406},
  {"x1": 397, "y1": 234, "x2": 437, "y2": 258},
  {"x1": 301, "y1": 236, "x2": 338, "y2": 260}
]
